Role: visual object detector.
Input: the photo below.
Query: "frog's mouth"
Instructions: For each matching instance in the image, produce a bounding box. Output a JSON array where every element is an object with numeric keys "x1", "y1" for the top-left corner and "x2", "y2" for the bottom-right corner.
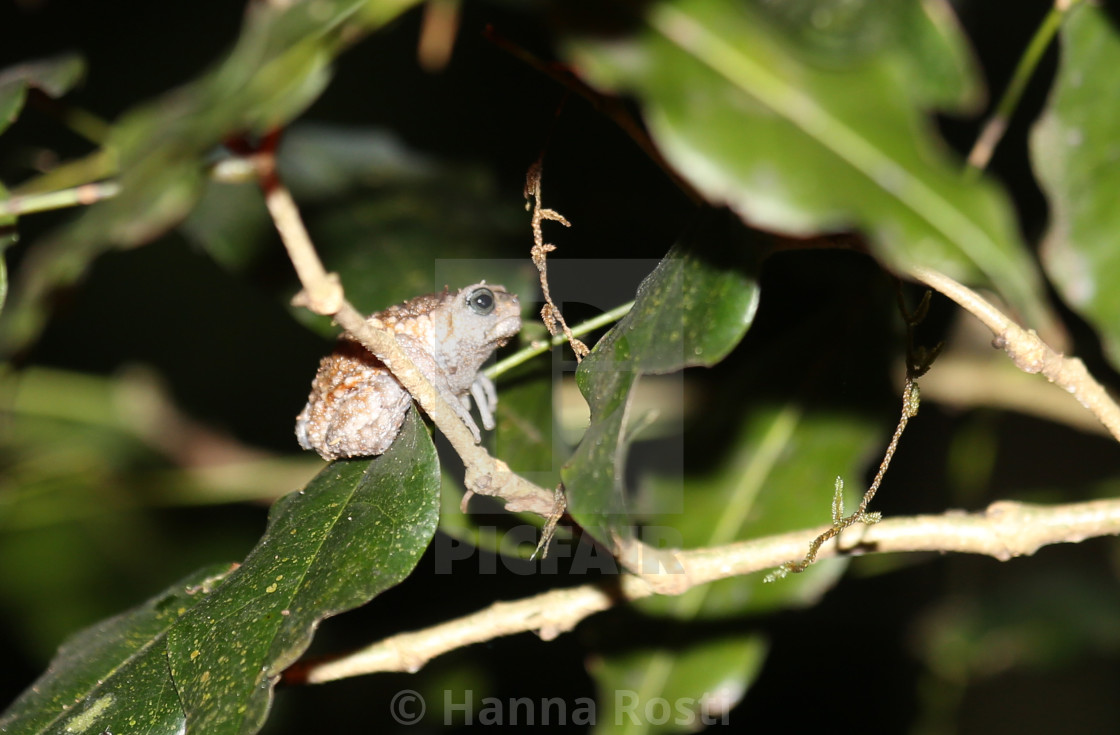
[{"x1": 491, "y1": 315, "x2": 522, "y2": 341}]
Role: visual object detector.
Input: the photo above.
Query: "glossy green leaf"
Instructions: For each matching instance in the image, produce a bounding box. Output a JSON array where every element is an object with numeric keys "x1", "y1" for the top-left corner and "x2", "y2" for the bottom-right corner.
[
  {"x1": 0, "y1": 0, "x2": 422, "y2": 355},
  {"x1": 0, "y1": 564, "x2": 232, "y2": 735},
  {"x1": 589, "y1": 635, "x2": 767, "y2": 735},
  {"x1": 1031, "y1": 3, "x2": 1120, "y2": 368},
  {"x1": 565, "y1": 0, "x2": 1048, "y2": 327},
  {"x1": 166, "y1": 409, "x2": 440, "y2": 735},
  {"x1": 0, "y1": 54, "x2": 85, "y2": 135},
  {"x1": 0, "y1": 408, "x2": 438, "y2": 735},
  {"x1": 562, "y1": 226, "x2": 760, "y2": 551}
]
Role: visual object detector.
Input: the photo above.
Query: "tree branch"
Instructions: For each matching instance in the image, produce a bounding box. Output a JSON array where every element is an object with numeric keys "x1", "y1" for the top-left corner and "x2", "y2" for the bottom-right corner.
[
  {"x1": 259, "y1": 151, "x2": 557, "y2": 516},
  {"x1": 917, "y1": 355, "x2": 1112, "y2": 437},
  {"x1": 910, "y1": 266, "x2": 1120, "y2": 442},
  {"x1": 263, "y1": 147, "x2": 687, "y2": 583},
  {"x1": 295, "y1": 496, "x2": 1120, "y2": 684}
]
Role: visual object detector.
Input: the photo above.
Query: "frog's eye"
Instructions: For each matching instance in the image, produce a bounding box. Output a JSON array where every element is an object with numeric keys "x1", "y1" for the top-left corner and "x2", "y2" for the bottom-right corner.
[{"x1": 466, "y1": 287, "x2": 495, "y2": 315}]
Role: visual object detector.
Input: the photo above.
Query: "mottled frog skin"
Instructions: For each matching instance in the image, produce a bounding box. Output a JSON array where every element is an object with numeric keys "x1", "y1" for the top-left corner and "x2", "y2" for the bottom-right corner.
[{"x1": 296, "y1": 283, "x2": 521, "y2": 460}]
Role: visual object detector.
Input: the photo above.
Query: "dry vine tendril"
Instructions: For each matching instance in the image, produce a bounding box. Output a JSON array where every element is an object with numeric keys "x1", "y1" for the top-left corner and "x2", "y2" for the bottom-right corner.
[
  {"x1": 522, "y1": 160, "x2": 584, "y2": 559},
  {"x1": 765, "y1": 287, "x2": 943, "y2": 582},
  {"x1": 524, "y1": 159, "x2": 590, "y2": 361}
]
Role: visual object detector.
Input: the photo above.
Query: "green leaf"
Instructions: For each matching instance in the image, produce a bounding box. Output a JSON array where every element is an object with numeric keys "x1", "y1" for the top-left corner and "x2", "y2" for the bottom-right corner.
[
  {"x1": 887, "y1": 0, "x2": 985, "y2": 112},
  {"x1": 281, "y1": 123, "x2": 445, "y2": 201},
  {"x1": 582, "y1": 331, "x2": 880, "y2": 731},
  {"x1": 166, "y1": 408, "x2": 440, "y2": 734},
  {"x1": 0, "y1": 245, "x2": 7, "y2": 319},
  {"x1": 178, "y1": 179, "x2": 270, "y2": 272},
  {"x1": 0, "y1": 407, "x2": 438, "y2": 735},
  {"x1": 589, "y1": 635, "x2": 767, "y2": 735},
  {"x1": 640, "y1": 406, "x2": 880, "y2": 617},
  {"x1": 584, "y1": 403, "x2": 877, "y2": 732},
  {"x1": 0, "y1": 564, "x2": 232, "y2": 735},
  {"x1": 0, "y1": 0, "x2": 422, "y2": 355},
  {"x1": 748, "y1": 0, "x2": 982, "y2": 112},
  {"x1": 0, "y1": 83, "x2": 28, "y2": 137},
  {"x1": 565, "y1": 0, "x2": 1048, "y2": 327},
  {"x1": 0, "y1": 54, "x2": 85, "y2": 135},
  {"x1": 562, "y1": 222, "x2": 760, "y2": 550},
  {"x1": 1031, "y1": 3, "x2": 1120, "y2": 368},
  {"x1": 0, "y1": 180, "x2": 13, "y2": 317}
]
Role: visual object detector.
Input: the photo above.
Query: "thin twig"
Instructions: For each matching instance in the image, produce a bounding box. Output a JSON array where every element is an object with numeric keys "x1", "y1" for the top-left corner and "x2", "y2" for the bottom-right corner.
[
  {"x1": 769, "y1": 252, "x2": 1119, "y2": 442},
  {"x1": 912, "y1": 265, "x2": 1120, "y2": 442},
  {"x1": 0, "y1": 181, "x2": 121, "y2": 217},
  {"x1": 484, "y1": 300, "x2": 634, "y2": 379},
  {"x1": 917, "y1": 355, "x2": 1112, "y2": 436},
  {"x1": 964, "y1": 0, "x2": 1080, "y2": 176},
  {"x1": 293, "y1": 496, "x2": 1120, "y2": 683},
  {"x1": 417, "y1": 0, "x2": 461, "y2": 72},
  {"x1": 530, "y1": 484, "x2": 568, "y2": 561}
]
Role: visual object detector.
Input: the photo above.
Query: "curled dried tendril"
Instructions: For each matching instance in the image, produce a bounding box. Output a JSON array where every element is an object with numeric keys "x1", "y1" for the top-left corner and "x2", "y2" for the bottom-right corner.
[
  {"x1": 765, "y1": 286, "x2": 941, "y2": 582},
  {"x1": 524, "y1": 160, "x2": 589, "y2": 361},
  {"x1": 764, "y1": 477, "x2": 882, "y2": 583}
]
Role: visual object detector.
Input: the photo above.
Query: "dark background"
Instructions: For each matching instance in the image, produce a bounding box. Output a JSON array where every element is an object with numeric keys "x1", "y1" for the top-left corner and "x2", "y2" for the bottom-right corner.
[{"x1": 4, "y1": 1, "x2": 1120, "y2": 732}]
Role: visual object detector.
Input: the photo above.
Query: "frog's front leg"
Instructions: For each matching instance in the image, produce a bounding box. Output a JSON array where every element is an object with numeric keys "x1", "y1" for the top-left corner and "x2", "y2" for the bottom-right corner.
[
  {"x1": 397, "y1": 335, "x2": 483, "y2": 442},
  {"x1": 469, "y1": 375, "x2": 498, "y2": 430}
]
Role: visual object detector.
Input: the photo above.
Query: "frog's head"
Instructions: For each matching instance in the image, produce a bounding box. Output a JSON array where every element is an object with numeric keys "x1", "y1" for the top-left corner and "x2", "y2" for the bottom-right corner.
[{"x1": 457, "y1": 282, "x2": 521, "y2": 347}]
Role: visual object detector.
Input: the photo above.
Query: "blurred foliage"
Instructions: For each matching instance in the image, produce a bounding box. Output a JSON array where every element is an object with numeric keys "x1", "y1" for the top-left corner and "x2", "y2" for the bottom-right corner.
[
  {"x1": 565, "y1": 0, "x2": 1051, "y2": 329},
  {"x1": 1, "y1": 0, "x2": 1120, "y2": 734},
  {"x1": 1031, "y1": 3, "x2": 1120, "y2": 369},
  {"x1": 0, "y1": 54, "x2": 85, "y2": 138},
  {"x1": 0, "y1": 0, "x2": 423, "y2": 354}
]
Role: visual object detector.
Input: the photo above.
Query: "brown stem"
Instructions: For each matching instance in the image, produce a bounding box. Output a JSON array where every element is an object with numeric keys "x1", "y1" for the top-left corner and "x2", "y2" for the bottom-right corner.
[
  {"x1": 297, "y1": 496, "x2": 1120, "y2": 683},
  {"x1": 260, "y1": 150, "x2": 557, "y2": 516},
  {"x1": 912, "y1": 266, "x2": 1120, "y2": 442}
]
